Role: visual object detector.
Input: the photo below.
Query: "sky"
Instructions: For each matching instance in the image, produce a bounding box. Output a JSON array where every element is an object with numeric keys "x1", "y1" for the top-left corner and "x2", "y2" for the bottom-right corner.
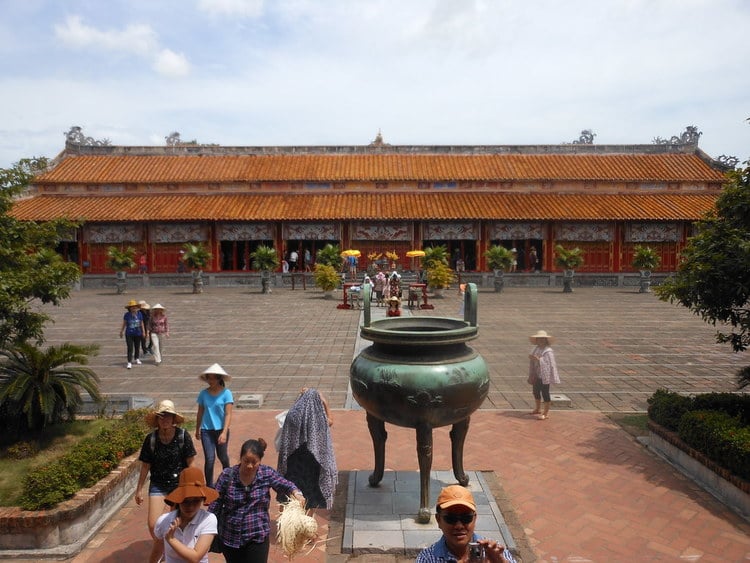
[{"x1": 1, "y1": 0, "x2": 749, "y2": 169}]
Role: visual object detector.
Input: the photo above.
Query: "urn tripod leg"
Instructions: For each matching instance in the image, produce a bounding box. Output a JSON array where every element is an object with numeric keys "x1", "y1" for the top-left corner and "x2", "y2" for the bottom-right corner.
[
  {"x1": 366, "y1": 413, "x2": 387, "y2": 487},
  {"x1": 416, "y1": 424, "x2": 433, "y2": 523},
  {"x1": 450, "y1": 417, "x2": 470, "y2": 486}
]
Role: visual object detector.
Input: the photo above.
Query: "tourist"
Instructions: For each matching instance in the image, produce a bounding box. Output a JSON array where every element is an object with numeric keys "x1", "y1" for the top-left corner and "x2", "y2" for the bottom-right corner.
[
  {"x1": 386, "y1": 296, "x2": 401, "y2": 317},
  {"x1": 154, "y1": 466, "x2": 218, "y2": 563},
  {"x1": 139, "y1": 252, "x2": 148, "y2": 274},
  {"x1": 148, "y1": 303, "x2": 169, "y2": 365},
  {"x1": 139, "y1": 300, "x2": 152, "y2": 356},
  {"x1": 136, "y1": 400, "x2": 197, "y2": 563},
  {"x1": 528, "y1": 248, "x2": 539, "y2": 272},
  {"x1": 276, "y1": 388, "x2": 337, "y2": 509},
  {"x1": 416, "y1": 485, "x2": 516, "y2": 563},
  {"x1": 288, "y1": 249, "x2": 298, "y2": 271},
  {"x1": 304, "y1": 248, "x2": 312, "y2": 271},
  {"x1": 196, "y1": 363, "x2": 234, "y2": 487},
  {"x1": 177, "y1": 249, "x2": 186, "y2": 273},
  {"x1": 373, "y1": 271, "x2": 387, "y2": 306},
  {"x1": 527, "y1": 330, "x2": 560, "y2": 420},
  {"x1": 210, "y1": 438, "x2": 304, "y2": 562},
  {"x1": 119, "y1": 299, "x2": 145, "y2": 369},
  {"x1": 388, "y1": 270, "x2": 401, "y2": 298}
]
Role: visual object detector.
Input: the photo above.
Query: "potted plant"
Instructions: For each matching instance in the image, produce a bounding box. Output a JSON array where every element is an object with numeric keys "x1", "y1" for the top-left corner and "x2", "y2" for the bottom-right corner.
[
  {"x1": 423, "y1": 245, "x2": 449, "y2": 269},
  {"x1": 484, "y1": 245, "x2": 514, "y2": 292},
  {"x1": 313, "y1": 264, "x2": 340, "y2": 297},
  {"x1": 316, "y1": 244, "x2": 344, "y2": 271},
  {"x1": 425, "y1": 261, "x2": 455, "y2": 297},
  {"x1": 105, "y1": 246, "x2": 136, "y2": 294},
  {"x1": 182, "y1": 242, "x2": 212, "y2": 294},
  {"x1": 250, "y1": 245, "x2": 280, "y2": 294},
  {"x1": 554, "y1": 244, "x2": 584, "y2": 293},
  {"x1": 632, "y1": 245, "x2": 661, "y2": 293}
]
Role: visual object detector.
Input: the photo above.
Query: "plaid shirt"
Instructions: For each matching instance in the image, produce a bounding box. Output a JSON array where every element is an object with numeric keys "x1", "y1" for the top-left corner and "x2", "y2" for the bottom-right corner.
[
  {"x1": 416, "y1": 534, "x2": 517, "y2": 563},
  {"x1": 209, "y1": 464, "x2": 299, "y2": 549}
]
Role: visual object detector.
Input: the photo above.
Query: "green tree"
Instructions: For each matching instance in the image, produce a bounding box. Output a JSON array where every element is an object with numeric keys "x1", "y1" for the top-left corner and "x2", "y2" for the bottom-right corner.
[
  {"x1": 656, "y1": 164, "x2": 750, "y2": 360},
  {"x1": 0, "y1": 342, "x2": 102, "y2": 435},
  {"x1": 0, "y1": 158, "x2": 82, "y2": 346}
]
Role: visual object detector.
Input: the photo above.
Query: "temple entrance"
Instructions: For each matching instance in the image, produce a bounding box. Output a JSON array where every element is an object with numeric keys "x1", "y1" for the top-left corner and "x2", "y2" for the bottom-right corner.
[
  {"x1": 490, "y1": 239, "x2": 543, "y2": 272},
  {"x1": 285, "y1": 240, "x2": 338, "y2": 272},
  {"x1": 422, "y1": 240, "x2": 477, "y2": 271},
  {"x1": 219, "y1": 240, "x2": 275, "y2": 271}
]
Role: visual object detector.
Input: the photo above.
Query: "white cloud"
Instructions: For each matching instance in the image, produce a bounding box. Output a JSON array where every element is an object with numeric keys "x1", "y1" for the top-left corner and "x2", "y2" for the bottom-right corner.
[
  {"x1": 53, "y1": 15, "x2": 189, "y2": 78},
  {"x1": 0, "y1": 0, "x2": 748, "y2": 168},
  {"x1": 54, "y1": 15, "x2": 158, "y2": 56},
  {"x1": 153, "y1": 49, "x2": 191, "y2": 78},
  {"x1": 197, "y1": 0, "x2": 264, "y2": 18}
]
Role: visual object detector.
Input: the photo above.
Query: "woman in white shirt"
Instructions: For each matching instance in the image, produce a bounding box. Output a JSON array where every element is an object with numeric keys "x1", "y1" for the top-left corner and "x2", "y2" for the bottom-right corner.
[{"x1": 154, "y1": 466, "x2": 218, "y2": 563}]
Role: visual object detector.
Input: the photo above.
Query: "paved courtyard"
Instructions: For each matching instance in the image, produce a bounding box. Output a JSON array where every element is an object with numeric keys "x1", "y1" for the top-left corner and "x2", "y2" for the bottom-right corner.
[
  {"x1": 19, "y1": 283, "x2": 749, "y2": 562},
  {"x1": 41, "y1": 283, "x2": 743, "y2": 414}
]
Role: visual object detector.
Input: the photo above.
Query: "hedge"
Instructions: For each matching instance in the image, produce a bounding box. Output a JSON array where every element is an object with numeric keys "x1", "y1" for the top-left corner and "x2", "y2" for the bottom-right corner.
[
  {"x1": 18, "y1": 409, "x2": 150, "y2": 510},
  {"x1": 648, "y1": 389, "x2": 750, "y2": 482}
]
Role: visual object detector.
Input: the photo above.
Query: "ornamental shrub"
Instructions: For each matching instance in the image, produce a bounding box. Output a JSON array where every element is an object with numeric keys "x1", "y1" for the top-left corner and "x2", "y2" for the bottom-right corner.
[
  {"x1": 18, "y1": 408, "x2": 149, "y2": 510},
  {"x1": 646, "y1": 389, "x2": 692, "y2": 431},
  {"x1": 691, "y1": 393, "x2": 750, "y2": 425},
  {"x1": 678, "y1": 410, "x2": 750, "y2": 481}
]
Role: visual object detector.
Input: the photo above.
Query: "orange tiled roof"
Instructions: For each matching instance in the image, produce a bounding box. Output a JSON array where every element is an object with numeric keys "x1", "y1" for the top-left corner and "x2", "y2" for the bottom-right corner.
[
  {"x1": 35, "y1": 153, "x2": 725, "y2": 184},
  {"x1": 11, "y1": 192, "x2": 718, "y2": 222}
]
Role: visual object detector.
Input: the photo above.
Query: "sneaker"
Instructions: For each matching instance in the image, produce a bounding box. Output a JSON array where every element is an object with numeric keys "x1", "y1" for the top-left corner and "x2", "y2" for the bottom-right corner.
[
  {"x1": 135, "y1": 359, "x2": 142, "y2": 365},
  {"x1": 126, "y1": 362, "x2": 132, "y2": 369}
]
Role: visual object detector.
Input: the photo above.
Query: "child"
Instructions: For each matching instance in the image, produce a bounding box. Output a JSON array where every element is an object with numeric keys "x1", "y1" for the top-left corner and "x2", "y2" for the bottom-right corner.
[
  {"x1": 154, "y1": 467, "x2": 218, "y2": 563},
  {"x1": 386, "y1": 296, "x2": 401, "y2": 317}
]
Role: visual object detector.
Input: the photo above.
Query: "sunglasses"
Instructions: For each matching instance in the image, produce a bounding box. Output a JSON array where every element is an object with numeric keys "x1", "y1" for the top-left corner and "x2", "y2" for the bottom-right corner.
[{"x1": 440, "y1": 512, "x2": 476, "y2": 525}]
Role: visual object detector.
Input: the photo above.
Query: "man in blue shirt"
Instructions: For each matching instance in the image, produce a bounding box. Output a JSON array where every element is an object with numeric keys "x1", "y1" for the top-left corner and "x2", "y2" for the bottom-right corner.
[{"x1": 416, "y1": 485, "x2": 516, "y2": 563}]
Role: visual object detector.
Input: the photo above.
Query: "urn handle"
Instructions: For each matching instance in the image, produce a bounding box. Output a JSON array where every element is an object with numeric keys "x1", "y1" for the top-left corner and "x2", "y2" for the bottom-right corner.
[
  {"x1": 464, "y1": 283, "x2": 478, "y2": 327},
  {"x1": 363, "y1": 283, "x2": 373, "y2": 326}
]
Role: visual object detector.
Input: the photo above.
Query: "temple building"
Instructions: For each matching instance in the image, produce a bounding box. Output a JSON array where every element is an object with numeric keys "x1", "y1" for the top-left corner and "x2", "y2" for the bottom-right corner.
[{"x1": 11, "y1": 129, "x2": 729, "y2": 276}]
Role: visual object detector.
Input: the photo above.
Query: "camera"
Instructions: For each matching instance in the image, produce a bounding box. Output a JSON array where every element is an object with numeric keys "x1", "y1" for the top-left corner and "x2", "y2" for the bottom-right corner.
[{"x1": 468, "y1": 541, "x2": 484, "y2": 562}]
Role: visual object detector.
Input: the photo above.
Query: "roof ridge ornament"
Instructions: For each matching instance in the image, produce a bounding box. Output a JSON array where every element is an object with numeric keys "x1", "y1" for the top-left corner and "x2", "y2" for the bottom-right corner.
[
  {"x1": 652, "y1": 125, "x2": 702, "y2": 146},
  {"x1": 64, "y1": 126, "x2": 110, "y2": 146},
  {"x1": 572, "y1": 129, "x2": 596, "y2": 145},
  {"x1": 369, "y1": 129, "x2": 389, "y2": 148}
]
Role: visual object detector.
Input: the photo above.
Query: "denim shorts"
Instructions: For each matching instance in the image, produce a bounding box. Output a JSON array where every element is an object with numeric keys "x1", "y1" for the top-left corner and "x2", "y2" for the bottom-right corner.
[{"x1": 149, "y1": 483, "x2": 172, "y2": 496}]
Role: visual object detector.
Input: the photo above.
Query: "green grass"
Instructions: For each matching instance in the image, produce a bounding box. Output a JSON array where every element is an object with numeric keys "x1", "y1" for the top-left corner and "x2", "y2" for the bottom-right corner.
[
  {"x1": 0, "y1": 419, "x2": 117, "y2": 506},
  {"x1": 607, "y1": 412, "x2": 649, "y2": 438}
]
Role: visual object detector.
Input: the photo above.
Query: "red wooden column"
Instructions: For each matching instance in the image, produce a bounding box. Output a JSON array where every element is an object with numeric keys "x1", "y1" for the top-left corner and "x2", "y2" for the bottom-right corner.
[{"x1": 612, "y1": 223, "x2": 622, "y2": 272}]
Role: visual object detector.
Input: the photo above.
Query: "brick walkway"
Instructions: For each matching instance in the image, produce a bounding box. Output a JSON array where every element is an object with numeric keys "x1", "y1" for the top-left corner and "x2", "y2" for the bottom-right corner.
[{"x1": 14, "y1": 285, "x2": 750, "y2": 561}]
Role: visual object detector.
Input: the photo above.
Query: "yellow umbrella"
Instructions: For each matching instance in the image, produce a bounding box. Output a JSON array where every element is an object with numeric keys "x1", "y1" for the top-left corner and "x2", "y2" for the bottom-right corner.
[
  {"x1": 341, "y1": 249, "x2": 361, "y2": 258},
  {"x1": 406, "y1": 250, "x2": 426, "y2": 258}
]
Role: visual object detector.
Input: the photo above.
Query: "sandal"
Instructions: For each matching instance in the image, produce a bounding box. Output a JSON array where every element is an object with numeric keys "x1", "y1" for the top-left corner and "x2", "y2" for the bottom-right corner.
[{"x1": 537, "y1": 414, "x2": 548, "y2": 420}]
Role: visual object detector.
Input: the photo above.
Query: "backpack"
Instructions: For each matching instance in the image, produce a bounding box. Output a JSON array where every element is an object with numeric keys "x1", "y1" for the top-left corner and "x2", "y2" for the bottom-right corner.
[{"x1": 149, "y1": 427, "x2": 185, "y2": 455}]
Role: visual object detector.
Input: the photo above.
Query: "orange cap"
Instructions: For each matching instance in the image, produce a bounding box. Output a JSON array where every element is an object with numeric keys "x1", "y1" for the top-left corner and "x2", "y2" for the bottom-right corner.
[{"x1": 436, "y1": 485, "x2": 476, "y2": 511}]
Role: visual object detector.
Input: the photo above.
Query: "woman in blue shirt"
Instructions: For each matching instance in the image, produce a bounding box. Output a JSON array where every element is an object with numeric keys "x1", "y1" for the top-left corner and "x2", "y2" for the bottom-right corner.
[
  {"x1": 119, "y1": 299, "x2": 145, "y2": 369},
  {"x1": 195, "y1": 363, "x2": 234, "y2": 487}
]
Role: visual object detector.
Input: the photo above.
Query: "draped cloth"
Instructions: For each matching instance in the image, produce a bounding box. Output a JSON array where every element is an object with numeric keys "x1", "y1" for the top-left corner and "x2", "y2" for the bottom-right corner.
[{"x1": 276, "y1": 389, "x2": 337, "y2": 509}]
